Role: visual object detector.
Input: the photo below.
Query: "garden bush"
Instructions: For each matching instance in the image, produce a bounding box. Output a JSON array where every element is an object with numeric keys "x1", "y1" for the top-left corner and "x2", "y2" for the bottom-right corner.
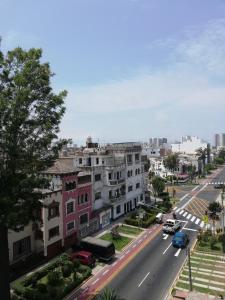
[
  {"x1": 73, "y1": 258, "x2": 81, "y2": 270},
  {"x1": 36, "y1": 283, "x2": 47, "y2": 293},
  {"x1": 124, "y1": 218, "x2": 139, "y2": 227},
  {"x1": 47, "y1": 270, "x2": 61, "y2": 286},
  {"x1": 62, "y1": 261, "x2": 73, "y2": 278}
]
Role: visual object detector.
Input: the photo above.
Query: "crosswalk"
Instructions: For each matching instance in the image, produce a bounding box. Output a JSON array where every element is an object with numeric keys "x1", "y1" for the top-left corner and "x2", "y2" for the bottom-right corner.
[
  {"x1": 173, "y1": 207, "x2": 210, "y2": 229},
  {"x1": 205, "y1": 181, "x2": 225, "y2": 185}
]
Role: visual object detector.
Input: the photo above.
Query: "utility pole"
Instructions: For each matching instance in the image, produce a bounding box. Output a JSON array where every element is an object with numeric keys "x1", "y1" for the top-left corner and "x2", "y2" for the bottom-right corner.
[
  {"x1": 187, "y1": 247, "x2": 193, "y2": 291},
  {"x1": 221, "y1": 186, "x2": 224, "y2": 234}
]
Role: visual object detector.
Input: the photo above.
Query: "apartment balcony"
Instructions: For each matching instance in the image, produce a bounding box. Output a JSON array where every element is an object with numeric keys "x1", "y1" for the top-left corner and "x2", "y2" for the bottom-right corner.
[
  {"x1": 109, "y1": 192, "x2": 126, "y2": 203},
  {"x1": 106, "y1": 178, "x2": 125, "y2": 186}
]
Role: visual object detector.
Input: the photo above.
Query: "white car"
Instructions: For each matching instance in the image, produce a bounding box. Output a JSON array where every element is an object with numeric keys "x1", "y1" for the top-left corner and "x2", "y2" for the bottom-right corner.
[{"x1": 163, "y1": 219, "x2": 181, "y2": 234}]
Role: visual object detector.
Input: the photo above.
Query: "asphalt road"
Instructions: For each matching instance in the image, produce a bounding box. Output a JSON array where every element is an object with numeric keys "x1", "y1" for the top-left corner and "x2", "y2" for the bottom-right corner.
[
  {"x1": 108, "y1": 214, "x2": 198, "y2": 300},
  {"x1": 106, "y1": 166, "x2": 225, "y2": 300}
]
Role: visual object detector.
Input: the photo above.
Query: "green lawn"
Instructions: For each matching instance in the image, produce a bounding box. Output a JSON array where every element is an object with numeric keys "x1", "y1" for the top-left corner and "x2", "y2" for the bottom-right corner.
[
  {"x1": 118, "y1": 225, "x2": 143, "y2": 236},
  {"x1": 100, "y1": 233, "x2": 132, "y2": 251}
]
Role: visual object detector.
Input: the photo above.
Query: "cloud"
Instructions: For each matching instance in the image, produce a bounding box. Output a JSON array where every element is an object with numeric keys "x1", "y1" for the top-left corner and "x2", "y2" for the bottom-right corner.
[{"x1": 64, "y1": 18, "x2": 225, "y2": 117}]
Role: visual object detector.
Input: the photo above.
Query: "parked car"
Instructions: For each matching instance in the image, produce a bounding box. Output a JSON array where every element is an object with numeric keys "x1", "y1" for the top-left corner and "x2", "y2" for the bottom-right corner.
[
  {"x1": 156, "y1": 212, "x2": 163, "y2": 223},
  {"x1": 70, "y1": 250, "x2": 95, "y2": 267},
  {"x1": 163, "y1": 219, "x2": 181, "y2": 234},
  {"x1": 214, "y1": 184, "x2": 224, "y2": 189},
  {"x1": 172, "y1": 232, "x2": 189, "y2": 248}
]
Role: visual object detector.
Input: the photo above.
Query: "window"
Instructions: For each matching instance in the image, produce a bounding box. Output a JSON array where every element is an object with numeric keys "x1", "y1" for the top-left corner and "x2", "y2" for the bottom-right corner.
[
  {"x1": 65, "y1": 181, "x2": 76, "y2": 191},
  {"x1": 117, "y1": 172, "x2": 119, "y2": 180},
  {"x1": 131, "y1": 170, "x2": 133, "y2": 176},
  {"x1": 136, "y1": 183, "x2": 140, "y2": 189},
  {"x1": 95, "y1": 174, "x2": 101, "y2": 181},
  {"x1": 95, "y1": 192, "x2": 101, "y2": 200},
  {"x1": 102, "y1": 160, "x2": 105, "y2": 164},
  {"x1": 128, "y1": 185, "x2": 133, "y2": 192},
  {"x1": 85, "y1": 193, "x2": 88, "y2": 202},
  {"x1": 109, "y1": 190, "x2": 112, "y2": 198},
  {"x1": 49, "y1": 226, "x2": 59, "y2": 240},
  {"x1": 116, "y1": 205, "x2": 121, "y2": 214},
  {"x1": 80, "y1": 213, "x2": 88, "y2": 225},
  {"x1": 48, "y1": 205, "x2": 59, "y2": 220},
  {"x1": 96, "y1": 157, "x2": 99, "y2": 165},
  {"x1": 127, "y1": 154, "x2": 132, "y2": 163},
  {"x1": 66, "y1": 201, "x2": 74, "y2": 214},
  {"x1": 67, "y1": 221, "x2": 75, "y2": 232},
  {"x1": 127, "y1": 170, "x2": 130, "y2": 178},
  {"x1": 135, "y1": 153, "x2": 140, "y2": 161},
  {"x1": 79, "y1": 158, "x2": 82, "y2": 164},
  {"x1": 13, "y1": 236, "x2": 31, "y2": 261},
  {"x1": 108, "y1": 173, "x2": 112, "y2": 180},
  {"x1": 140, "y1": 194, "x2": 143, "y2": 201}
]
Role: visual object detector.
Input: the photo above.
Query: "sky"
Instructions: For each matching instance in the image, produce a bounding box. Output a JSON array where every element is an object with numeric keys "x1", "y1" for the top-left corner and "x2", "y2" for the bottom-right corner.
[{"x1": 1, "y1": 0, "x2": 225, "y2": 145}]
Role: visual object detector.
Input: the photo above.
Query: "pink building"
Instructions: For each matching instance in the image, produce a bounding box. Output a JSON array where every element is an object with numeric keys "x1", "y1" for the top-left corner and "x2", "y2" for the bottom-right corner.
[{"x1": 62, "y1": 171, "x2": 92, "y2": 248}]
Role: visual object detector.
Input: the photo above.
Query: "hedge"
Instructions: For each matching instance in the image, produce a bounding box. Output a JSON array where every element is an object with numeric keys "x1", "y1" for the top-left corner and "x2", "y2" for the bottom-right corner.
[{"x1": 124, "y1": 214, "x2": 156, "y2": 228}]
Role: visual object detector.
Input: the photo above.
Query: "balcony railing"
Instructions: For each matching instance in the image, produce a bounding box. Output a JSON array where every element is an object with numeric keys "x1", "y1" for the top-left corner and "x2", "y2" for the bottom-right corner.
[{"x1": 107, "y1": 179, "x2": 125, "y2": 186}]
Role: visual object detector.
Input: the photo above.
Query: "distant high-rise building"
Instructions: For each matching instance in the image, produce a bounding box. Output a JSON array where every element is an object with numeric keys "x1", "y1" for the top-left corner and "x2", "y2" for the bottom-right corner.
[
  {"x1": 214, "y1": 133, "x2": 225, "y2": 148},
  {"x1": 149, "y1": 137, "x2": 167, "y2": 148}
]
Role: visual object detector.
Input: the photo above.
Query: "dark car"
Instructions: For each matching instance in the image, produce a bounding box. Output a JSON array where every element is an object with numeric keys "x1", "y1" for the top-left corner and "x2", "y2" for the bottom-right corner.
[
  {"x1": 172, "y1": 232, "x2": 189, "y2": 248},
  {"x1": 70, "y1": 250, "x2": 95, "y2": 267},
  {"x1": 214, "y1": 184, "x2": 224, "y2": 189}
]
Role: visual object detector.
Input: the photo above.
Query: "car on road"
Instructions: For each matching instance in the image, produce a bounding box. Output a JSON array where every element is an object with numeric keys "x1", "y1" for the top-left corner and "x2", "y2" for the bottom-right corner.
[
  {"x1": 214, "y1": 184, "x2": 224, "y2": 189},
  {"x1": 163, "y1": 219, "x2": 181, "y2": 234},
  {"x1": 172, "y1": 232, "x2": 189, "y2": 248},
  {"x1": 70, "y1": 250, "x2": 96, "y2": 267}
]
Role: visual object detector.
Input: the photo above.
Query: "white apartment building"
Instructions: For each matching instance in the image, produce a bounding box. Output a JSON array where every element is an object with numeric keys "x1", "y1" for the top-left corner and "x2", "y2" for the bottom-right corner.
[
  {"x1": 171, "y1": 136, "x2": 207, "y2": 154},
  {"x1": 215, "y1": 133, "x2": 225, "y2": 148}
]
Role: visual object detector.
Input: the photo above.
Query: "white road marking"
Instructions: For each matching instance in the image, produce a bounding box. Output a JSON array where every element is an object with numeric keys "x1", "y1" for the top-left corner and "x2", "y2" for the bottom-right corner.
[
  {"x1": 173, "y1": 206, "x2": 177, "y2": 210},
  {"x1": 126, "y1": 250, "x2": 130, "y2": 254},
  {"x1": 144, "y1": 235, "x2": 147, "y2": 238},
  {"x1": 92, "y1": 278, "x2": 99, "y2": 285},
  {"x1": 174, "y1": 248, "x2": 181, "y2": 257},
  {"x1": 195, "y1": 218, "x2": 200, "y2": 225},
  {"x1": 163, "y1": 243, "x2": 172, "y2": 255},
  {"x1": 120, "y1": 255, "x2": 125, "y2": 260},
  {"x1": 180, "y1": 194, "x2": 189, "y2": 201},
  {"x1": 179, "y1": 210, "x2": 184, "y2": 215},
  {"x1": 102, "y1": 269, "x2": 109, "y2": 276},
  {"x1": 187, "y1": 214, "x2": 192, "y2": 220},
  {"x1": 132, "y1": 244, "x2": 136, "y2": 248},
  {"x1": 191, "y1": 185, "x2": 199, "y2": 191},
  {"x1": 176, "y1": 208, "x2": 181, "y2": 213},
  {"x1": 163, "y1": 234, "x2": 168, "y2": 240},
  {"x1": 200, "y1": 221, "x2": 204, "y2": 228},
  {"x1": 183, "y1": 212, "x2": 188, "y2": 217},
  {"x1": 183, "y1": 227, "x2": 198, "y2": 232},
  {"x1": 112, "y1": 261, "x2": 117, "y2": 267},
  {"x1": 138, "y1": 272, "x2": 150, "y2": 288},
  {"x1": 191, "y1": 216, "x2": 196, "y2": 222}
]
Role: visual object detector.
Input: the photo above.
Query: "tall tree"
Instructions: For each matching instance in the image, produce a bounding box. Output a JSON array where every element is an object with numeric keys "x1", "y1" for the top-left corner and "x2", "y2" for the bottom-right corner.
[
  {"x1": 196, "y1": 147, "x2": 207, "y2": 173},
  {"x1": 163, "y1": 153, "x2": 179, "y2": 172},
  {"x1": 0, "y1": 47, "x2": 67, "y2": 299},
  {"x1": 151, "y1": 176, "x2": 165, "y2": 196}
]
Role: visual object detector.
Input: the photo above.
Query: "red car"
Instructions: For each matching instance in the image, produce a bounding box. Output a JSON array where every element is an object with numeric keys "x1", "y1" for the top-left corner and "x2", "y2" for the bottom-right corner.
[{"x1": 70, "y1": 251, "x2": 95, "y2": 267}]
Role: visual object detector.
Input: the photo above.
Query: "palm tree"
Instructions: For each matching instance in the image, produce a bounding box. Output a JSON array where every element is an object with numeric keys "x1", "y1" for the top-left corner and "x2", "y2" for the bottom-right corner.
[
  {"x1": 196, "y1": 147, "x2": 207, "y2": 175},
  {"x1": 95, "y1": 288, "x2": 122, "y2": 300}
]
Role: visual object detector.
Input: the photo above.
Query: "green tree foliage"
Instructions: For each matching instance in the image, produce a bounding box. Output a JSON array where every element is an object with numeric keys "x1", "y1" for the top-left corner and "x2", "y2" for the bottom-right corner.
[
  {"x1": 163, "y1": 153, "x2": 179, "y2": 172},
  {"x1": 214, "y1": 157, "x2": 224, "y2": 165},
  {"x1": 96, "y1": 287, "x2": 121, "y2": 300},
  {"x1": 196, "y1": 147, "x2": 207, "y2": 169},
  {"x1": 208, "y1": 202, "x2": 222, "y2": 219},
  {"x1": 218, "y1": 148, "x2": 225, "y2": 160},
  {"x1": 0, "y1": 47, "x2": 67, "y2": 299},
  {"x1": 151, "y1": 176, "x2": 165, "y2": 196}
]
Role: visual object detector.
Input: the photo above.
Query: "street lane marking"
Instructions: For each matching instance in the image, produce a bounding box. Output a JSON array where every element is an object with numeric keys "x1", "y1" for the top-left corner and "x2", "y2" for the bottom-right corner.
[
  {"x1": 163, "y1": 242, "x2": 172, "y2": 255},
  {"x1": 187, "y1": 214, "x2": 192, "y2": 220},
  {"x1": 183, "y1": 227, "x2": 197, "y2": 232},
  {"x1": 126, "y1": 250, "x2": 130, "y2": 254},
  {"x1": 120, "y1": 255, "x2": 125, "y2": 260},
  {"x1": 179, "y1": 210, "x2": 184, "y2": 215},
  {"x1": 192, "y1": 185, "x2": 199, "y2": 191},
  {"x1": 112, "y1": 262, "x2": 117, "y2": 267},
  {"x1": 173, "y1": 206, "x2": 177, "y2": 210},
  {"x1": 163, "y1": 234, "x2": 168, "y2": 240},
  {"x1": 191, "y1": 216, "x2": 196, "y2": 222},
  {"x1": 174, "y1": 248, "x2": 181, "y2": 257},
  {"x1": 92, "y1": 278, "x2": 99, "y2": 285},
  {"x1": 195, "y1": 218, "x2": 200, "y2": 225},
  {"x1": 132, "y1": 244, "x2": 136, "y2": 248},
  {"x1": 183, "y1": 212, "x2": 188, "y2": 217},
  {"x1": 180, "y1": 194, "x2": 189, "y2": 201},
  {"x1": 200, "y1": 221, "x2": 204, "y2": 228},
  {"x1": 138, "y1": 272, "x2": 150, "y2": 288},
  {"x1": 102, "y1": 269, "x2": 109, "y2": 276}
]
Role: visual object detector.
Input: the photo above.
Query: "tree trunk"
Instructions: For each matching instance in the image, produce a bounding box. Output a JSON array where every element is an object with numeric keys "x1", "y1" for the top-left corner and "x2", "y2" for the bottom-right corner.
[{"x1": 0, "y1": 224, "x2": 10, "y2": 300}]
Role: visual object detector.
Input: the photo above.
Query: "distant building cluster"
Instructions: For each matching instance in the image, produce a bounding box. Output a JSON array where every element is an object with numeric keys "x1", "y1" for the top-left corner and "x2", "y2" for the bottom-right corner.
[
  {"x1": 171, "y1": 136, "x2": 207, "y2": 155},
  {"x1": 214, "y1": 133, "x2": 225, "y2": 149}
]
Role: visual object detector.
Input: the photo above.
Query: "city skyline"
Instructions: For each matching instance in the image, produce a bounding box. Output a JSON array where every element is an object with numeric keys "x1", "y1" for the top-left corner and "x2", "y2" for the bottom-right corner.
[{"x1": 1, "y1": 0, "x2": 225, "y2": 144}]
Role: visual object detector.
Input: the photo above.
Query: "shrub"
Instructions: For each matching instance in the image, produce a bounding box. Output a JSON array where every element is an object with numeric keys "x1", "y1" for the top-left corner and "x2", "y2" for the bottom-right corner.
[
  {"x1": 22, "y1": 287, "x2": 40, "y2": 300},
  {"x1": 48, "y1": 286, "x2": 58, "y2": 298},
  {"x1": 73, "y1": 258, "x2": 81, "y2": 270},
  {"x1": 47, "y1": 270, "x2": 61, "y2": 286},
  {"x1": 124, "y1": 218, "x2": 139, "y2": 227},
  {"x1": 142, "y1": 215, "x2": 156, "y2": 228},
  {"x1": 36, "y1": 283, "x2": 47, "y2": 293},
  {"x1": 62, "y1": 262, "x2": 73, "y2": 278}
]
